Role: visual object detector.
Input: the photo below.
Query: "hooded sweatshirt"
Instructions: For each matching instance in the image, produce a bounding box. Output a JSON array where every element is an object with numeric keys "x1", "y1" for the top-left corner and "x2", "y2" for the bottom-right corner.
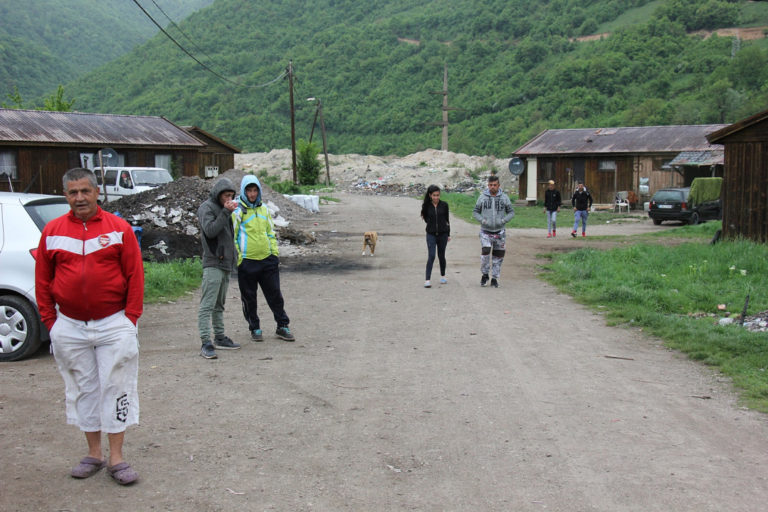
[
  {"x1": 232, "y1": 175, "x2": 278, "y2": 265},
  {"x1": 198, "y1": 176, "x2": 237, "y2": 271},
  {"x1": 472, "y1": 187, "x2": 515, "y2": 232}
]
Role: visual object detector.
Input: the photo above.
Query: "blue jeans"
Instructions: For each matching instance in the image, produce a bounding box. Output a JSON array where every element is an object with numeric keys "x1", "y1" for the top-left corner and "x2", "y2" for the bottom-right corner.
[
  {"x1": 426, "y1": 233, "x2": 448, "y2": 280},
  {"x1": 546, "y1": 210, "x2": 558, "y2": 234},
  {"x1": 573, "y1": 210, "x2": 588, "y2": 233}
]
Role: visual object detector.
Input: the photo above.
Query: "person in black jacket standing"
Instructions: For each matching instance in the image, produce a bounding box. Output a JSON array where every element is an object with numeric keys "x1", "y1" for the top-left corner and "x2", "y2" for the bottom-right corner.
[
  {"x1": 571, "y1": 181, "x2": 593, "y2": 237},
  {"x1": 543, "y1": 179, "x2": 561, "y2": 238},
  {"x1": 420, "y1": 185, "x2": 451, "y2": 288}
]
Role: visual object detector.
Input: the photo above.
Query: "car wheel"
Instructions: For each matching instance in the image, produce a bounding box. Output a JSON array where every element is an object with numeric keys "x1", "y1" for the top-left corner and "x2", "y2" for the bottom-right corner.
[
  {"x1": 652, "y1": 218, "x2": 662, "y2": 225},
  {"x1": 689, "y1": 212, "x2": 700, "y2": 225},
  {"x1": 0, "y1": 295, "x2": 42, "y2": 362}
]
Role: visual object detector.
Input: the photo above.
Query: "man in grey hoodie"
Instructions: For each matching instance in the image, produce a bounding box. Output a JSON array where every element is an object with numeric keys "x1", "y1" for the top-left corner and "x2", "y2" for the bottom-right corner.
[
  {"x1": 197, "y1": 175, "x2": 241, "y2": 359},
  {"x1": 472, "y1": 175, "x2": 515, "y2": 288}
]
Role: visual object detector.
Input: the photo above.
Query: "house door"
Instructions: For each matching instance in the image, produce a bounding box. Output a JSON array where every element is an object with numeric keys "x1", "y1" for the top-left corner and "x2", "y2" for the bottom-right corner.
[{"x1": 573, "y1": 159, "x2": 585, "y2": 186}]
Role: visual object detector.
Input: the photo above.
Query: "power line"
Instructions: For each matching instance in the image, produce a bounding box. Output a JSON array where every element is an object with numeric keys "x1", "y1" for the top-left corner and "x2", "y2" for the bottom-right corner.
[{"x1": 131, "y1": 0, "x2": 286, "y2": 89}]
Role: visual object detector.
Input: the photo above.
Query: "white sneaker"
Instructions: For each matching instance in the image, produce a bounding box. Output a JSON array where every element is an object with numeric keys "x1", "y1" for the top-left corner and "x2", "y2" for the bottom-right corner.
[
  {"x1": 440, "y1": 277, "x2": 447, "y2": 284},
  {"x1": 424, "y1": 280, "x2": 431, "y2": 288}
]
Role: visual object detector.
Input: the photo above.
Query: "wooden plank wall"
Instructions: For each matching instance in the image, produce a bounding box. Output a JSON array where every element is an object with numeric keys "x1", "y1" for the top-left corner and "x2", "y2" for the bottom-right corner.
[{"x1": 722, "y1": 141, "x2": 768, "y2": 242}]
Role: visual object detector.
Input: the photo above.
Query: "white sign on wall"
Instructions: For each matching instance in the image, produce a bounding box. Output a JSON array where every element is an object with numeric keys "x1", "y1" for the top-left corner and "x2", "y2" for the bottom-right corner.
[{"x1": 205, "y1": 166, "x2": 219, "y2": 178}]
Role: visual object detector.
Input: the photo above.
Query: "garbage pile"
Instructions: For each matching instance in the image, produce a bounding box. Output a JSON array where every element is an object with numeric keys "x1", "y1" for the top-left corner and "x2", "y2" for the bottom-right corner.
[{"x1": 102, "y1": 169, "x2": 316, "y2": 262}]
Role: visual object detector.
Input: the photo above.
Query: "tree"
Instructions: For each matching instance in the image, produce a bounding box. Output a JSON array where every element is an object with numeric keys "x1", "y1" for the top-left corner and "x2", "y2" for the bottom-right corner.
[
  {"x1": 42, "y1": 85, "x2": 75, "y2": 112},
  {"x1": 2, "y1": 86, "x2": 25, "y2": 109},
  {"x1": 297, "y1": 139, "x2": 322, "y2": 185}
]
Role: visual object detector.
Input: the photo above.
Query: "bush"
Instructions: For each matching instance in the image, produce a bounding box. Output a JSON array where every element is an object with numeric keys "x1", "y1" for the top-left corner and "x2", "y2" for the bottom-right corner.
[{"x1": 297, "y1": 139, "x2": 322, "y2": 185}]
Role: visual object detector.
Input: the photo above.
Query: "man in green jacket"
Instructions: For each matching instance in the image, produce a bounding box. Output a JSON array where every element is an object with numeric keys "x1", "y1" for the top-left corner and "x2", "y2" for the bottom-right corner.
[{"x1": 233, "y1": 175, "x2": 295, "y2": 342}]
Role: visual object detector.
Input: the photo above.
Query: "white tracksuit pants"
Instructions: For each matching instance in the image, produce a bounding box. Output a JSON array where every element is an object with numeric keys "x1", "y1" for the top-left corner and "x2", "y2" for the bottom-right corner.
[{"x1": 51, "y1": 311, "x2": 139, "y2": 433}]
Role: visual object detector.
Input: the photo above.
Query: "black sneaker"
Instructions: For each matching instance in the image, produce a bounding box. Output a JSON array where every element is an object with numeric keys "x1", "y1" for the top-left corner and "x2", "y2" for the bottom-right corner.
[
  {"x1": 213, "y1": 335, "x2": 241, "y2": 350},
  {"x1": 200, "y1": 342, "x2": 217, "y2": 359},
  {"x1": 491, "y1": 278, "x2": 499, "y2": 288},
  {"x1": 276, "y1": 326, "x2": 295, "y2": 341},
  {"x1": 251, "y1": 329, "x2": 264, "y2": 342},
  {"x1": 480, "y1": 274, "x2": 489, "y2": 287}
]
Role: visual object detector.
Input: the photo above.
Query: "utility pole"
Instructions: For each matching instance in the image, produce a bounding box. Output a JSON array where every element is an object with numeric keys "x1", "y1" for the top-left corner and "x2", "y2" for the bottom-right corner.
[
  {"x1": 288, "y1": 60, "x2": 297, "y2": 184},
  {"x1": 428, "y1": 64, "x2": 462, "y2": 151},
  {"x1": 308, "y1": 97, "x2": 331, "y2": 186}
]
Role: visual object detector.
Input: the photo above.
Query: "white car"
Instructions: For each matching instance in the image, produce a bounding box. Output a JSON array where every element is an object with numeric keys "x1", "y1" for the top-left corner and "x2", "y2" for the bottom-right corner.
[
  {"x1": 93, "y1": 166, "x2": 173, "y2": 203},
  {"x1": 0, "y1": 192, "x2": 70, "y2": 361}
]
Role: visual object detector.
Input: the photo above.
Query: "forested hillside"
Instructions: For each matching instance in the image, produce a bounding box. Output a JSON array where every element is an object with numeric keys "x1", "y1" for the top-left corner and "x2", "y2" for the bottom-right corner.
[
  {"x1": 58, "y1": 0, "x2": 768, "y2": 155},
  {"x1": 0, "y1": 0, "x2": 213, "y2": 99}
]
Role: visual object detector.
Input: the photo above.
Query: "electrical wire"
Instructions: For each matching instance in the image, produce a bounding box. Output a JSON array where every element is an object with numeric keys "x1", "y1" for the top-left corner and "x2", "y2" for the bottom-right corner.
[{"x1": 131, "y1": 0, "x2": 286, "y2": 89}]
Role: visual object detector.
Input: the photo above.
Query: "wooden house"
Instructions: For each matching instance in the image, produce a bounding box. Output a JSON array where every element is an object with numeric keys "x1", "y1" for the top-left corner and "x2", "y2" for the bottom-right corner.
[
  {"x1": 513, "y1": 125, "x2": 727, "y2": 205},
  {"x1": 707, "y1": 109, "x2": 768, "y2": 242},
  {"x1": 0, "y1": 109, "x2": 238, "y2": 195},
  {"x1": 183, "y1": 126, "x2": 241, "y2": 177}
]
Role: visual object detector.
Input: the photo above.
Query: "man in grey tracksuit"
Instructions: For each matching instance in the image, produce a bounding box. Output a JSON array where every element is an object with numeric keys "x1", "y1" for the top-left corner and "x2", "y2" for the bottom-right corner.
[
  {"x1": 197, "y1": 175, "x2": 241, "y2": 359},
  {"x1": 472, "y1": 175, "x2": 515, "y2": 288}
]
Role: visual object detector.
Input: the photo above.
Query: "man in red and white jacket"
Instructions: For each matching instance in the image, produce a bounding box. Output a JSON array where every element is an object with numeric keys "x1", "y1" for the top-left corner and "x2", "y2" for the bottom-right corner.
[{"x1": 35, "y1": 167, "x2": 144, "y2": 485}]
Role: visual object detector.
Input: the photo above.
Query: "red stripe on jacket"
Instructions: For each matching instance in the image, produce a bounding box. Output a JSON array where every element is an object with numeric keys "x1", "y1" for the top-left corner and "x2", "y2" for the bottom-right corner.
[{"x1": 35, "y1": 208, "x2": 144, "y2": 330}]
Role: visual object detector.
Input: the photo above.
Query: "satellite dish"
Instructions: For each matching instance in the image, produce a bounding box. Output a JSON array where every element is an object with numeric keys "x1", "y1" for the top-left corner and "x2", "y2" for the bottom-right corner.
[
  {"x1": 97, "y1": 147, "x2": 119, "y2": 167},
  {"x1": 508, "y1": 157, "x2": 524, "y2": 176}
]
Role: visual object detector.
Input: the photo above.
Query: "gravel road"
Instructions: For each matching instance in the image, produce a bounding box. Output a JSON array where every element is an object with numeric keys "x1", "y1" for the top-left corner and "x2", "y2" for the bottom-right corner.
[{"x1": 2, "y1": 193, "x2": 767, "y2": 511}]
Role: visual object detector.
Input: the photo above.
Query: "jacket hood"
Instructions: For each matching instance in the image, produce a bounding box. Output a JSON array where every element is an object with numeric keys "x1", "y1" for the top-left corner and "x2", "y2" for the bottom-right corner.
[
  {"x1": 239, "y1": 175, "x2": 262, "y2": 207},
  {"x1": 482, "y1": 187, "x2": 504, "y2": 197},
  {"x1": 209, "y1": 177, "x2": 237, "y2": 203}
]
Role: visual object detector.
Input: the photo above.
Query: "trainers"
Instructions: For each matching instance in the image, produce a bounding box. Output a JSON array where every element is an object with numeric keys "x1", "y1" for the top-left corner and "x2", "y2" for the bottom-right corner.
[
  {"x1": 424, "y1": 280, "x2": 431, "y2": 288},
  {"x1": 200, "y1": 342, "x2": 217, "y2": 359},
  {"x1": 582, "y1": 232, "x2": 586, "y2": 237},
  {"x1": 553, "y1": 230, "x2": 556, "y2": 237},
  {"x1": 480, "y1": 274, "x2": 489, "y2": 287},
  {"x1": 571, "y1": 230, "x2": 577, "y2": 238},
  {"x1": 440, "y1": 277, "x2": 448, "y2": 284},
  {"x1": 547, "y1": 233, "x2": 552, "y2": 238},
  {"x1": 276, "y1": 326, "x2": 295, "y2": 341},
  {"x1": 491, "y1": 278, "x2": 499, "y2": 288},
  {"x1": 251, "y1": 329, "x2": 264, "y2": 342},
  {"x1": 213, "y1": 335, "x2": 241, "y2": 350}
]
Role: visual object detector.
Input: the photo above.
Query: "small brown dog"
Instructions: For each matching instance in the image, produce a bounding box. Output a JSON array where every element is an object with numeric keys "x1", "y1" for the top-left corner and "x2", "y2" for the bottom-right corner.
[{"x1": 362, "y1": 231, "x2": 378, "y2": 256}]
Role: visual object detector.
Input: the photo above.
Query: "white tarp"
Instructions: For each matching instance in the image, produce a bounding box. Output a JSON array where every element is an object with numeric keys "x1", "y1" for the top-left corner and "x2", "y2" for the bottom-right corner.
[{"x1": 285, "y1": 194, "x2": 320, "y2": 213}]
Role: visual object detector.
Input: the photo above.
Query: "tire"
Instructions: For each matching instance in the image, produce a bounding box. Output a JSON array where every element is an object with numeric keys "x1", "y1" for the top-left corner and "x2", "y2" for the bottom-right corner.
[
  {"x1": 0, "y1": 295, "x2": 42, "y2": 362},
  {"x1": 689, "y1": 212, "x2": 700, "y2": 225},
  {"x1": 652, "y1": 218, "x2": 662, "y2": 225}
]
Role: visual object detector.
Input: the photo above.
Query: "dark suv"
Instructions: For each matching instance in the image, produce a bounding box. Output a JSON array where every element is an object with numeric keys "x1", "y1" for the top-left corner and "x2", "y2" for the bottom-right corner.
[{"x1": 648, "y1": 187, "x2": 721, "y2": 225}]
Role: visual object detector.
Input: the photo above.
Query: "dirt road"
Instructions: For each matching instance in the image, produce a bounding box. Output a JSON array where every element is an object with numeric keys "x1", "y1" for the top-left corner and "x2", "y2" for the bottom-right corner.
[{"x1": 2, "y1": 193, "x2": 767, "y2": 511}]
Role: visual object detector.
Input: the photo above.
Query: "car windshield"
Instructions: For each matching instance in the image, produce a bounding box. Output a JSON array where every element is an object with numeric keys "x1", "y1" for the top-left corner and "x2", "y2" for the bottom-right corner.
[
  {"x1": 23, "y1": 199, "x2": 70, "y2": 230},
  {"x1": 132, "y1": 169, "x2": 172, "y2": 186},
  {"x1": 653, "y1": 190, "x2": 686, "y2": 202}
]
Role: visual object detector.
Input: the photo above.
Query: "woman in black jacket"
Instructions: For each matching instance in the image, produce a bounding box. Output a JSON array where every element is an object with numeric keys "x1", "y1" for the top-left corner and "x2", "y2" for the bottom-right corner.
[{"x1": 420, "y1": 185, "x2": 451, "y2": 288}]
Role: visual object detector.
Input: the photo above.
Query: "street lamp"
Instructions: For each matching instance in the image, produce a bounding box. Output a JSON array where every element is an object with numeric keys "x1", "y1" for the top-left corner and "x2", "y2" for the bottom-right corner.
[{"x1": 307, "y1": 97, "x2": 331, "y2": 186}]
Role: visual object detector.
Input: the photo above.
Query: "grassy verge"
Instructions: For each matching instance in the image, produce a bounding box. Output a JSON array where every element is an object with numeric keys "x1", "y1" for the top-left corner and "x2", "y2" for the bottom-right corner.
[
  {"x1": 144, "y1": 258, "x2": 203, "y2": 304},
  {"x1": 541, "y1": 238, "x2": 768, "y2": 411},
  {"x1": 442, "y1": 191, "x2": 645, "y2": 229}
]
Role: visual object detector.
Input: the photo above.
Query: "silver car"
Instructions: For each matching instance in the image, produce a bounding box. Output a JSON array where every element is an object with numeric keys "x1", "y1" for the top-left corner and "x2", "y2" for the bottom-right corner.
[{"x1": 0, "y1": 192, "x2": 70, "y2": 361}]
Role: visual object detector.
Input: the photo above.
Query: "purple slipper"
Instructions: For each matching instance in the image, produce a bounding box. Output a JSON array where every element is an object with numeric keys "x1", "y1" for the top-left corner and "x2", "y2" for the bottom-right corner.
[
  {"x1": 71, "y1": 456, "x2": 106, "y2": 478},
  {"x1": 107, "y1": 462, "x2": 139, "y2": 485}
]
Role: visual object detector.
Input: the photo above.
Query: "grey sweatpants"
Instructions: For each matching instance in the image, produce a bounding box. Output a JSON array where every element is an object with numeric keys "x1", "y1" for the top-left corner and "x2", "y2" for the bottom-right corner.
[{"x1": 198, "y1": 266, "x2": 230, "y2": 342}]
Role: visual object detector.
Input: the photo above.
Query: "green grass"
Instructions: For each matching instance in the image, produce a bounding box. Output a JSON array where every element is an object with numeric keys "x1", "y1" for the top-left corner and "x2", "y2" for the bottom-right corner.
[
  {"x1": 542, "y1": 237, "x2": 768, "y2": 411},
  {"x1": 144, "y1": 258, "x2": 202, "y2": 304},
  {"x1": 441, "y1": 191, "x2": 644, "y2": 229},
  {"x1": 597, "y1": 0, "x2": 663, "y2": 34}
]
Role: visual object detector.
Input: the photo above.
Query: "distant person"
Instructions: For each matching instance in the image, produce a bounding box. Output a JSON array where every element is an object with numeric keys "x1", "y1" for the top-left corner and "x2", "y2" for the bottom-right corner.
[
  {"x1": 472, "y1": 175, "x2": 515, "y2": 288},
  {"x1": 234, "y1": 175, "x2": 295, "y2": 342},
  {"x1": 543, "y1": 179, "x2": 561, "y2": 238},
  {"x1": 119, "y1": 171, "x2": 132, "y2": 189},
  {"x1": 35, "y1": 168, "x2": 144, "y2": 485},
  {"x1": 571, "y1": 181, "x2": 593, "y2": 237},
  {"x1": 197, "y1": 176, "x2": 241, "y2": 360},
  {"x1": 420, "y1": 184, "x2": 451, "y2": 288}
]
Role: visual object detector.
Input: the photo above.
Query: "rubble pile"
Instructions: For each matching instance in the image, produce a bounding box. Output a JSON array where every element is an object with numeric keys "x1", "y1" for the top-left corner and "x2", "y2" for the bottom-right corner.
[{"x1": 102, "y1": 169, "x2": 316, "y2": 262}]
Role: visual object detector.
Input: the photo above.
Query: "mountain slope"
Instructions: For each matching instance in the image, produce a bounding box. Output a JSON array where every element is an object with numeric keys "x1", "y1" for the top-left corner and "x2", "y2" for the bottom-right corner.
[
  {"x1": 0, "y1": 0, "x2": 213, "y2": 100},
  {"x1": 63, "y1": 0, "x2": 768, "y2": 156}
]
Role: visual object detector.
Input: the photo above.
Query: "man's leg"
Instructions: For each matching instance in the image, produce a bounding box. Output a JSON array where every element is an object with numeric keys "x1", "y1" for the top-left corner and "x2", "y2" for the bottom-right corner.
[
  {"x1": 211, "y1": 269, "x2": 230, "y2": 338},
  {"x1": 546, "y1": 211, "x2": 553, "y2": 234},
  {"x1": 479, "y1": 231, "x2": 492, "y2": 279},
  {"x1": 198, "y1": 267, "x2": 224, "y2": 342},
  {"x1": 257, "y1": 256, "x2": 290, "y2": 327},
  {"x1": 581, "y1": 211, "x2": 588, "y2": 234},
  {"x1": 238, "y1": 260, "x2": 262, "y2": 331},
  {"x1": 551, "y1": 211, "x2": 557, "y2": 234},
  {"x1": 490, "y1": 233, "x2": 506, "y2": 280}
]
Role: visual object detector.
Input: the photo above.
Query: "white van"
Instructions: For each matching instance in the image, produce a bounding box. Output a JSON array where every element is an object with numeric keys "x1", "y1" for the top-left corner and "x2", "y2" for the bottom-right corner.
[{"x1": 94, "y1": 167, "x2": 173, "y2": 203}]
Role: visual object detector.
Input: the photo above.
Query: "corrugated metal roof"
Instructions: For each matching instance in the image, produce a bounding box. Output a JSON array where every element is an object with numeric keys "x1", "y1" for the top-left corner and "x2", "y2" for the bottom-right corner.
[
  {"x1": 515, "y1": 125, "x2": 727, "y2": 156},
  {"x1": 0, "y1": 108, "x2": 205, "y2": 147},
  {"x1": 662, "y1": 150, "x2": 723, "y2": 168}
]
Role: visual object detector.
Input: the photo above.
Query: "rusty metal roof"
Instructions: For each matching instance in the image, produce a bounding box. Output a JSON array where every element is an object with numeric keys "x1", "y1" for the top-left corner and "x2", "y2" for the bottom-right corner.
[
  {"x1": 663, "y1": 150, "x2": 723, "y2": 168},
  {"x1": 0, "y1": 108, "x2": 205, "y2": 148},
  {"x1": 515, "y1": 125, "x2": 727, "y2": 156}
]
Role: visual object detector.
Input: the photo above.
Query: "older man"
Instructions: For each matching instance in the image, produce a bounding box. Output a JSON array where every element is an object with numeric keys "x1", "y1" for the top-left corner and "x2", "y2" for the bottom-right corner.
[{"x1": 35, "y1": 168, "x2": 144, "y2": 485}]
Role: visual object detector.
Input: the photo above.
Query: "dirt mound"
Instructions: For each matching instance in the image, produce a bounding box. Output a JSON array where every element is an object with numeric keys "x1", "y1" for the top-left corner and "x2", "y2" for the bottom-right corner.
[{"x1": 102, "y1": 169, "x2": 315, "y2": 262}]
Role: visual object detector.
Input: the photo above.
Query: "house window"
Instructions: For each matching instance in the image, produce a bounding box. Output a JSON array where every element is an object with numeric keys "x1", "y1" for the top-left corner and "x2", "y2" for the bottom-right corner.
[
  {"x1": 0, "y1": 151, "x2": 18, "y2": 180},
  {"x1": 155, "y1": 154, "x2": 171, "y2": 171},
  {"x1": 538, "y1": 161, "x2": 555, "y2": 182},
  {"x1": 599, "y1": 160, "x2": 616, "y2": 172}
]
